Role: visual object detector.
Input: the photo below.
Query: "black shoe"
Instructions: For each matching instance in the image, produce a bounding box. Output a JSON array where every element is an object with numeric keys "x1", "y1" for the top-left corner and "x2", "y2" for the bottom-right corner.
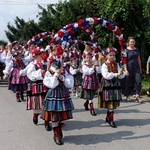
[
  {"x1": 45, "y1": 124, "x2": 52, "y2": 131},
  {"x1": 33, "y1": 118, "x2": 38, "y2": 125},
  {"x1": 110, "y1": 122, "x2": 117, "y2": 128},
  {"x1": 21, "y1": 98, "x2": 26, "y2": 101},
  {"x1": 33, "y1": 114, "x2": 38, "y2": 125},
  {"x1": 53, "y1": 136, "x2": 64, "y2": 145},
  {"x1": 106, "y1": 117, "x2": 109, "y2": 123},
  {"x1": 90, "y1": 109, "x2": 97, "y2": 116},
  {"x1": 84, "y1": 103, "x2": 89, "y2": 111},
  {"x1": 16, "y1": 98, "x2": 21, "y2": 102}
]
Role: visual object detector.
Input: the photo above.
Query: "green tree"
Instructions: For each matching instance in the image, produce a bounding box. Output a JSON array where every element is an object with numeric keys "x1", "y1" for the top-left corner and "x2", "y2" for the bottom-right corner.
[
  {"x1": 94, "y1": 0, "x2": 150, "y2": 67},
  {"x1": 5, "y1": 17, "x2": 41, "y2": 43},
  {"x1": 4, "y1": 0, "x2": 149, "y2": 68},
  {"x1": 0, "y1": 40, "x2": 7, "y2": 46}
]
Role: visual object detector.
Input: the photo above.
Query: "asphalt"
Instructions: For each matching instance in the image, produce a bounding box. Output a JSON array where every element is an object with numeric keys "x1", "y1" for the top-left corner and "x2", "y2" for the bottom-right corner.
[{"x1": 0, "y1": 80, "x2": 150, "y2": 150}]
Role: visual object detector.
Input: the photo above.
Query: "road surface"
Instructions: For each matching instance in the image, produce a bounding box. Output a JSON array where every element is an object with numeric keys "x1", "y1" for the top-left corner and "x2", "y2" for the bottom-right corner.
[{"x1": 0, "y1": 81, "x2": 150, "y2": 150}]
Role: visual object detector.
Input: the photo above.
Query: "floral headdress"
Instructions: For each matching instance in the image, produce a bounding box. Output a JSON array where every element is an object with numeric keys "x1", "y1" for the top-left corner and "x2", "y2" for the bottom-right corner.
[
  {"x1": 12, "y1": 50, "x2": 22, "y2": 57},
  {"x1": 104, "y1": 46, "x2": 117, "y2": 55},
  {"x1": 48, "y1": 45, "x2": 64, "y2": 70},
  {"x1": 31, "y1": 47, "x2": 42, "y2": 58}
]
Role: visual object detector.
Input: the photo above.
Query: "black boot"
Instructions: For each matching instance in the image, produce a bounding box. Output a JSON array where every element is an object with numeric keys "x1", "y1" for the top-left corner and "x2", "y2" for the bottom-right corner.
[
  {"x1": 109, "y1": 111, "x2": 117, "y2": 128},
  {"x1": 33, "y1": 113, "x2": 39, "y2": 125},
  {"x1": 20, "y1": 91, "x2": 25, "y2": 101},
  {"x1": 53, "y1": 127, "x2": 64, "y2": 145},
  {"x1": 45, "y1": 121, "x2": 51, "y2": 131},
  {"x1": 84, "y1": 100, "x2": 89, "y2": 111},
  {"x1": 16, "y1": 92, "x2": 21, "y2": 102},
  {"x1": 89, "y1": 103, "x2": 97, "y2": 116}
]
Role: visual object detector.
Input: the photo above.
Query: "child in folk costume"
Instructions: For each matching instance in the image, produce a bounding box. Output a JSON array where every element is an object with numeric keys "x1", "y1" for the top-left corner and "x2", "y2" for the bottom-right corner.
[
  {"x1": 43, "y1": 45, "x2": 74, "y2": 145},
  {"x1": 146, "y1": 56, "x2": 150, "y2": 96},
  {"x1": 82, "y1": 44, "x2": 93, "y2": 65},
  {"x1": 92, "y1": 46, "x2": 104, "y2": 83},
  {"x1": 80, "y1": 52, "x2": 101, "y2": 116},
  {"x1": 62, "y1": 47, "x2": 71, "y2": 75},
  {"x1": 22, "y1": 43, "x2": 35, "y2": 66},
  {"x1": 5, "y1": 41, "x2": 19, "y2": 65},
  {"x1": 25, "y1": 47, "x2": 51, "y2": 130},
  {"x1": 98, "y1": 46, "x2": 125, "y2": 128},
  {"x1": 0, "y1": 45, "x2": 5, "y2": 79},
  {"x1": 69, "y1": 55, "x2": 83, "y2": 97},
  {"x1": 3, "y1": 47, "x2": 29, "y2": 102}
]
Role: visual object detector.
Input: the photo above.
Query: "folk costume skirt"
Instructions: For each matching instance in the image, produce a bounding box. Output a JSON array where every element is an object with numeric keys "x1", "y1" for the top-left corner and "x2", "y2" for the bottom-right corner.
[
  {"x1": 9, "y1": 68, "x2": 29, "y2": 92},
  {"x1": 80, "y1": 73, "x2": 100, "y2": 100},
  {"x1": 98, "y1": 77, "x2": 122, "y2": 110},
  {"x1": 43, "y1": 83, "x2": 74, "y2": 122},
  {"x1": 26, "y1": 81, "x2": 47, "y2": 110}
]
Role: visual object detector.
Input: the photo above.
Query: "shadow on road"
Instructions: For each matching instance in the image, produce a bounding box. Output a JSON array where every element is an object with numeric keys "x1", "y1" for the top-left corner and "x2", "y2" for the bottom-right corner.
[{"x1": 64, "y1": 131, "x2": 135, "y2": 145}]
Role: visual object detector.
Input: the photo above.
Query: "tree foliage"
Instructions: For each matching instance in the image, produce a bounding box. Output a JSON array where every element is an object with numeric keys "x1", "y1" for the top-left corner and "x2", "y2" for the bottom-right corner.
[
  {"x1": 0, "y1": 40, "x2": 7, "y2": 46},
  {"x1": 3, "y1": 0, "x2": 150, "y2": 68},
  {"x1": 5, "y1": 17, "x2": 41, "y2": 43}
]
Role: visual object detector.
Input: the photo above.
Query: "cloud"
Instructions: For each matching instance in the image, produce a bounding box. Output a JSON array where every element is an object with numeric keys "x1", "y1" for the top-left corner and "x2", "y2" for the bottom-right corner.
[{"x1": 0, "y1": 0, "x2": 62, "y2": 42}]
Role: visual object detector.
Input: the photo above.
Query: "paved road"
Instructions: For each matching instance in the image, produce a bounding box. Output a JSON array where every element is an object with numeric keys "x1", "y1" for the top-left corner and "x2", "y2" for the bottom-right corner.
[{"x1": 0, "y1": 81, "x2": 150, "y2": 150}]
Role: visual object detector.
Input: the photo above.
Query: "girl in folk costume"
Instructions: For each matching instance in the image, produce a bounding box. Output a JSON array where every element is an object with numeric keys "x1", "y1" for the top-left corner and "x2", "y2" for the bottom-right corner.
[
  {"x1": 22, "y1": 43, "x2": 35, "y2": 66},
  {"x1": 80, "y1": 52, "x2": 101, "y2": 116},
  {"x1": 5, "y1": 41, "x2": 18, "y2": 65},
  {"x1": 43, "y1": 45, "x2": 74, "y2": 145},
  {"x1": 3, "y1": 47, "x2": 29, "y2": 102},
  {"x1": 146, "y1": 56, "x2": 150, "y2": 96},
  {"x1": 62, "y1": 47, "x2": 71, "y2": 76},
  {"x1": 82, "y1": 44, "x2": 93, "y2": 65},
  {"x1": 92, "y1": 46, "x2": 104, "y2": 83},
  {"x1": 69, "y1": 54, "x2": 83, "y2": 97},
  {"x1": 0, "y1": 45, "x2": 5, "y2": 79},
  {"x1": 1, "y1": 44, "x2": 11, "y2": 65},
  {"x1": 98, "y1": 46, "x2": 125, "y2": 128},
  {"x1": 25, "y1": 47, "x2": 51, "y2": 130}
]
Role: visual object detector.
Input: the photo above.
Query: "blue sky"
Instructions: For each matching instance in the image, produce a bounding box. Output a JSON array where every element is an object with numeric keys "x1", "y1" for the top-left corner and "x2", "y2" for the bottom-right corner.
[{"x1": 0, "y1": 0, "x2": 64, "y2": 42}]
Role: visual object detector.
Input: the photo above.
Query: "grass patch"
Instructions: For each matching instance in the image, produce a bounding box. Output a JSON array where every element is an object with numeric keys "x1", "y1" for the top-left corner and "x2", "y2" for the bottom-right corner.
[{"x1": 141, "y1": 75, "x2": 150, "y2": 95}]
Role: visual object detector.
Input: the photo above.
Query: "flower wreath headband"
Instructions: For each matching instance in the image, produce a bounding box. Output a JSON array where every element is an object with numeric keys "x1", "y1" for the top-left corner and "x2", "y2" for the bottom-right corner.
[
  {"x1": 104, "y1": 46, "x2": 118, "y2": 55},
  {"x1": 50, "y1": 17, "x2": 127, "y2": 65}
]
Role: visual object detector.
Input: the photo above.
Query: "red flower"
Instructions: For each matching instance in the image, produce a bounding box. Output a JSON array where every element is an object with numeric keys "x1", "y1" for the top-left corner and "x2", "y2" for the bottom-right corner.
[
  {"x1": 95, "y1": 54, "x2": 99, "y2": 60},
  {"x1": 68, "y1": 28, "x2": 76, "y2": 35},
  {"x1": 49, "y1": 56, "x2": 54, "y2": 63},
  {"x1": 108, "y1": 23, "x2": 115, "y2": 31},
  {"x1": 93, "y1": 17, "x2": 98, "y2": 25},
  {"x1": 55, "y1": 46, "x2": 63, "y2": 59},
  {"x1": 114, "y1": 27, "x2": 122, "y2": 35},
  {"x1": 51, "y1": 38, "x2": 56, "y2": 44},
  {"x1": 78, "y1": 19, "x2": 84, "y2": 28},
  {"x1": 57, "y1": 30, "x2": 64, "y2": 38}
]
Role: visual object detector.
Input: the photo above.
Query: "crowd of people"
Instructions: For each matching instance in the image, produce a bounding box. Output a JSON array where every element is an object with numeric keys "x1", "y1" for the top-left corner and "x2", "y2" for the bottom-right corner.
[{"x1": 0, "y1": 37, "x2": 149, "y2": 145}]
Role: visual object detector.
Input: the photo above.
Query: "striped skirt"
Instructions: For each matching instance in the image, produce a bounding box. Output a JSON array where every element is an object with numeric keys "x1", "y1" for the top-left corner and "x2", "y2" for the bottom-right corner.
[
  {"x1": 9, "y1": 68, "x2": 29, "y2": 92},
  {"x1": 43, "y1": 83, "x2": 74, "y2": 122},
  {"x1": 26, "y1": 81, "x2": 47, "y2": 110},
  {"x1": 11, "y1": 68, "x2": 29, "y2": 84},
  {"x1": 9, "y1": 84, "x2": 28, "y2": 92},
  {"x1": 97, "y1": 77, "x2": 122, "y2": 110},
  {"x1": 82, "y1": 73, "x2": 100, "y2": 90},
  {"x1": 80, "y1": 89, "x2": 96, "y2": 100}
]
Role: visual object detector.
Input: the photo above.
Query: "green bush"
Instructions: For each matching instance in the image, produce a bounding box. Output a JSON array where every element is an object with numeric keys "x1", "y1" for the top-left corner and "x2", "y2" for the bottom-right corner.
[{"x1": 141, "y1": 74, "x2": 150, "y2": 95}]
